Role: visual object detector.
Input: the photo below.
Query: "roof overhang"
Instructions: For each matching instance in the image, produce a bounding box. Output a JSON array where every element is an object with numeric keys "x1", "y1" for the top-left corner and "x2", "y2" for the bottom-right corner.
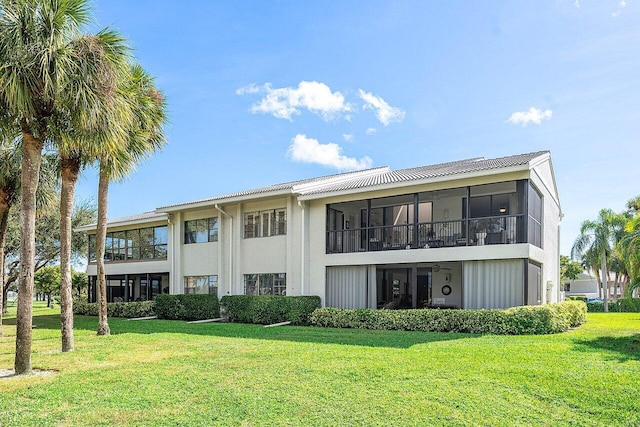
[
  {"x1": 296, "y1": 164, "x2": 531, "y2": 201},
  {"x1": 155, "y1": 189, "x2": 296, "y2": 213},
  {"x1": 75, "y1": 212, "x2": 169, "y2": 233}
]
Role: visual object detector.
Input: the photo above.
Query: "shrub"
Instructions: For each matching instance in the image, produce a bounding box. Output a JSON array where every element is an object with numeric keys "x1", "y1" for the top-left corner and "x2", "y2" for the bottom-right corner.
[
  {"x1": 154, "y1": 294, "x2": 220, "y2": 321},
  {"x1": 586, "y1": 301, "x2": 605, "y2": 312},
  {"x1": 310, "y1": 302, "x2": 587, "y2": 335},
  {"x1": 73, "y1": 299, "x2": 155, "y2": 318},
  {"x1": 556, "y1": 300, "x2": 587, "y2": 327},
  {"x1": 616, "y1": 297, "x2": 640, "y2": 312},
  {"x1": 220, "y1": 295, "x2": 321, "y2": 326}
]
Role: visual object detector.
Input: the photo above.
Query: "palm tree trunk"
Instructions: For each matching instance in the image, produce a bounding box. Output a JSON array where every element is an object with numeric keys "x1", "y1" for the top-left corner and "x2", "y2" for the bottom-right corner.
[
  {"x1": 59, "y1": 156, "x2": 81, "y2": 351},
  {"x1": 601, "y1": 251, "x2": 609, "y2": 313},
  {"x1": 0, "y1": 198, "x2": 9, "y2": 337},
  {"x1": 15, "y1": 126, "x2": 44, "y2": 375},
  {"x1": 96, "y1": 166, "x2": 110, "y2": 336}
]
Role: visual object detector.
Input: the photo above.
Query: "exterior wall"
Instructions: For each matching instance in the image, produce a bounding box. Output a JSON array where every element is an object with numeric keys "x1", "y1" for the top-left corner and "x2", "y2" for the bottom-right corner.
[
  {"x1": 86, "y1": 154, "x2": 561, "y2": 310},
  {"x1": 431, "y1": 262, "x2": 462, "y2": 308},
  {"x1": 530, "y1": 159, "x2": 561, "y2": 304},
  {"x1": 216, "y1": 196, "x2": 303, "y2": 297},
  {"x1": 306, "y1": 169, "x2": 544, "y2": 307}
]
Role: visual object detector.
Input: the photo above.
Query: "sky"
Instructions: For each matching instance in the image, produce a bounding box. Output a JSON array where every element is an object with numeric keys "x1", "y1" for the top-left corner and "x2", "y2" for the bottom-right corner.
[{"x1": 74, "y1": 0, "x2": 639, "y2": 256}]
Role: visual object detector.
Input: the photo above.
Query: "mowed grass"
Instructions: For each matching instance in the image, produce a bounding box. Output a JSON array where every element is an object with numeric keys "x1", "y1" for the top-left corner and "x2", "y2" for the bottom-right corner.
[{"x1": 0, "y1": 303, "x2": 639, "y2": 426}]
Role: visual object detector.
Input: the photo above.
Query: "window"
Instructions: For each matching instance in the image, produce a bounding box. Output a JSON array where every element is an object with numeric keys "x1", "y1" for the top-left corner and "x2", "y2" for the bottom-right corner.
[
  {"x1": 184, "y1": 217, "x2": 218, "y2": 244},
  {"x1": 528, "y1": 183, "x2": 543, "y2": 248},
  {"x1": 88, "y1": 234, "x2": 96, "y2": 262},
  {"x1": 184, "y1": 275, "x2": 218, "y2": 295},
  {"x1": 88, "y1": 225, "x2": 168, "y2": 263},
  {"x1": 244, "y1": 209, "x2": 286, "y2": 238},
  {"x1": 244, "y1": 273, "x2": 286, "y2": 295}
]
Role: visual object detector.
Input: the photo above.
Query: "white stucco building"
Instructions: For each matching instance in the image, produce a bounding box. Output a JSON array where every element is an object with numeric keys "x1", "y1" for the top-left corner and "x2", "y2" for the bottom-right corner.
[{"x1": 78, "y1": 151, "x2": 562, "y2": 310}]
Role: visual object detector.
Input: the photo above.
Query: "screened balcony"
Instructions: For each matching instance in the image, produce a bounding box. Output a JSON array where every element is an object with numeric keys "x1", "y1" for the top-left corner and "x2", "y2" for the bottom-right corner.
[{"x1": 326, "y1": 180, "x2": 542, "y2": 254}]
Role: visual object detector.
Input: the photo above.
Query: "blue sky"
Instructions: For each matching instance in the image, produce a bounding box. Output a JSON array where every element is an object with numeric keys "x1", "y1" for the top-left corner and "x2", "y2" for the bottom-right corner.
[{"x1": 75, "y1": 0, "x2": 639, "y2": 256}]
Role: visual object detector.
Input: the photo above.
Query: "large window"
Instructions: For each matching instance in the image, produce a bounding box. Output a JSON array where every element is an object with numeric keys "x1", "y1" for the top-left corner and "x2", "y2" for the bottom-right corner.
[
  {"x1": 184, "y1": 217, "x2": 218, "y2": 244},
  {"x1": 244, "y1": 209, "x2": 286, "y2": 238},
  {"x1": 184, "y1": 275, "x2": 218, "y2": 295},
  {"x1": 528, "y1": 184, "x2": 543, "y2": 248},
  {"x1": 244, "y1": 273, "x2": 286, "y2": 295},
  {"x1": 88, "y1": 225, "x2": 168, "y2": 262}
]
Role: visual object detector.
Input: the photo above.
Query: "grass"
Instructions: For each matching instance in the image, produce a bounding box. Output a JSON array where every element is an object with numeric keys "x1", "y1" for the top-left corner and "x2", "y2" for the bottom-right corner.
[{"x1": 0, "y1": 302, "x2": 639, "y2": 426}]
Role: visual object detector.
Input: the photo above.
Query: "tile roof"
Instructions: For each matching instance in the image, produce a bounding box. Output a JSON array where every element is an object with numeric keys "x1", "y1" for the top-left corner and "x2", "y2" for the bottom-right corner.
[
  {"x1": 295, "y1": 151, "x2": 550, "y2": 196},
  {"x1": 75, "y1": 211, "x2": 168, "y2": 231},
  {"x1": 155, "y1": 150, "x2": 549, "y2": 210},
  {"x1": 156, "y1": 166, "x2": 390, "y2": 210}
]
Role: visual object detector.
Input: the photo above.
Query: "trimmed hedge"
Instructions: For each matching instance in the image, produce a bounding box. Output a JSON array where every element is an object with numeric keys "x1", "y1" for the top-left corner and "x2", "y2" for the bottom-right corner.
[
  {"x1": 587, "y1": 298, "x2": 640, "y2": 313},
  {"x1": 310, "y1": 301, "x2": 586, "y2": 335},
  {"x1": 73, "y1": 299, "x2": 156, "y2": 318},
  {"x1": 154, "y1": 294, "x2": 220, "y2": 321},
  {"x1": 220, "y1": 295, "x2": 321, "y2": 326}
]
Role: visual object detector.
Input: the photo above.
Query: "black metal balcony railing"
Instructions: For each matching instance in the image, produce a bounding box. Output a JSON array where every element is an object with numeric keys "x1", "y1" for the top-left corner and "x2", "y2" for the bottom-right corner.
[{"x1": 326, "y1": 214, "x2": 526, "y2": 254}]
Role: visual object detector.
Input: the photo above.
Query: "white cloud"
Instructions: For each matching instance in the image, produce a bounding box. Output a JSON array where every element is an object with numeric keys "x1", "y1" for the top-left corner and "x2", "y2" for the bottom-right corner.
[
  {"x1": 573, "y1": 0, "x2": 580, "y2": 8},
  {"x1": 342, "y1": 133, "x2": 354, "y2": 142},
  {"x1": 365, "y1": 127, "x2": 377, "y2": 135},
  {"x1": 237, "y1": 81, "x2": 352, "y2": 121},
  {"x1": 506, "y1": 107, "x2": 553, "y2": 126},
  {"x1": 287, "y1": 134, "x2": 373, "y2": 171},
  {"x1": 612, "y1": 0, "x2": 626, "y2": 17},
  {"x1": 235, "y1": 83, "x2": 261, "y2": 95},
  {"x1": 358, "y1": 89, "x2": 405, "y2": 126}
]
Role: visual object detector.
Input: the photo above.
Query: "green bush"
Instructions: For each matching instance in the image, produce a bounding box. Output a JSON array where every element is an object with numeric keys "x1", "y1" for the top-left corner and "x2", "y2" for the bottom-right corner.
[
  {"x1": 616, "y1": 297, "x2": 640, "y2": 312},
  {"x1": 220, "y1": 295, "x2": 321, "y2": 326},
  {"x1": 585, "y1": 298, "x2": 640, "y2": 313},
  {"x1": 586, "y1": 301, "x2": 606, "y2": 312},
  {"x1": 556, "y1": 300, "x2": 587, "y2": 327},
  {"x1": 73, "y1": 299, "x2": 155, "y2": 318},
  {"x1": 310, "y1": 302, "x2": 587, "y2": 335},
  {"x1": 154, "y1": 294, "x2": 220, "y2": 321}
]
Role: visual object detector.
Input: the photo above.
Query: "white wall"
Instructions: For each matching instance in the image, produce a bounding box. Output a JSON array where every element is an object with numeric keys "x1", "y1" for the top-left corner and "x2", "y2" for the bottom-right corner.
[{"x1": 530, "y1": 158, "x2": 561, "y2": 304}]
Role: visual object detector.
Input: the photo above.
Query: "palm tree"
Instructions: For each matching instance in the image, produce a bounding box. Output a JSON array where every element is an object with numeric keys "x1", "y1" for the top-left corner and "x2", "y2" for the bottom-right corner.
[
  {"x1": 0, "y1": 0, "x2": 118, "y2": 374},
  {"x1": 619, "y1": 215, "x2": 640, "y2": 296},
  {"x1": 95, "y1": 64, "x2": 167, "y2": 335},
  {"x1": 572, "y1": 209, "x2": 626, "y2": 312},
  {"x1": 55, "y1": 30, "x2": 130, "y2": 352}
]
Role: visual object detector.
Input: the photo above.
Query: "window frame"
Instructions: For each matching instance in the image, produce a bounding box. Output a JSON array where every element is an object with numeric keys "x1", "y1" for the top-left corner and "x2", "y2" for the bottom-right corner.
[
  {"x1": 88, "y1": 225, "x2": 168, "y2": 263},
  {"x1": 184, "y1": 217, "x2": 219, "y2": 244},
  {"x1": 243, "y1": 273, "x2": 286, "y2": 295},
  {"x1": 244, "y1": 209, "x2": 286, "y2": 238},
  {"x1": 184, "y1": 275, "x2": 218, "y2": 295}
]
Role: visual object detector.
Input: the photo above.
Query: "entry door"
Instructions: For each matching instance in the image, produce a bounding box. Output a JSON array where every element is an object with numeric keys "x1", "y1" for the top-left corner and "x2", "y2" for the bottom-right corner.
[{"x1": 417, "y1": 270, "x2": 432, "y2": 308}]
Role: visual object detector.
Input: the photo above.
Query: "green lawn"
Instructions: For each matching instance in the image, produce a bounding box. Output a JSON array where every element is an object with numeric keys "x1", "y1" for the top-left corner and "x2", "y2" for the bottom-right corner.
[{"x1": 0, "y1": 302, "x2": 639, "y2": 426}]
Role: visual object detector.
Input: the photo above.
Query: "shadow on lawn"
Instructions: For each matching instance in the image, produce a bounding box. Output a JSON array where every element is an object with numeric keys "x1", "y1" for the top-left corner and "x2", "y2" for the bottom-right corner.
[
  {"x1": 8, "y1": 314, "x2": 480, "y2": 349},
  {"x1": 572, "y1": 334, "x2": 640, "y2": 362}
]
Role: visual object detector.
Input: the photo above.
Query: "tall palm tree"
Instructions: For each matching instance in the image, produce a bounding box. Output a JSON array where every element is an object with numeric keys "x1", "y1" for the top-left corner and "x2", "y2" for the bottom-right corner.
[
  {"x1": 0, "y1": 0, "x2": 118, "y2": 374},
  {"x1": 95, "y1": 64, "x2": 167, "y2": 335},
  {"x1": 572, "y1": 209, "x2": 626, "y2": 312},
  {"x1": 55, "y1": 30, "x2": 130, "y2": 352}
]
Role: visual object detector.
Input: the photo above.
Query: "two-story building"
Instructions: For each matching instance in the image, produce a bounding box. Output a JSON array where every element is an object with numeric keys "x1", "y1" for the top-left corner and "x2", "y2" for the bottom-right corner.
[{"x1": 78, "y1": 150, "x2": 562, "y2": 310}]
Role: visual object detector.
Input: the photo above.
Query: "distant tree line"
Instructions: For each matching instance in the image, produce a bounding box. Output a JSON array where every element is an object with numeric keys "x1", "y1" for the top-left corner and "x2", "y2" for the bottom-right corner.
[{"x1": 570, "y1": 195, "x2": 640, "y2": 312}]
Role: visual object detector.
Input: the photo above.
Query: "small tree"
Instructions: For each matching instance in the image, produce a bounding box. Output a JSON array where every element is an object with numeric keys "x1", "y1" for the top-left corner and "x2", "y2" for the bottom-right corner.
[
  {"x1": 72, "y1": 270, "x2": 88, "y2": 298},
  {"x1": 34, "y1": 266, "x2": 61, "y2": 308},
  {"x1": 560, "y1": 255, "x2": 582, "y2": 283}
]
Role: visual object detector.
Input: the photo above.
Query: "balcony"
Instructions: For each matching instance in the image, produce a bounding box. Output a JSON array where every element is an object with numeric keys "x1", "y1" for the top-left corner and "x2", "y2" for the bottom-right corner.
[{"x1": 326, "y1": 214, "x2": 525, "y2": 254}]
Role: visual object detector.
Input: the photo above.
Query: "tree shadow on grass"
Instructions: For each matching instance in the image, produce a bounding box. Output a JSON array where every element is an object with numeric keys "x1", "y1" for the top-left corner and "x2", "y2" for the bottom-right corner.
[
  {"x1": 7, "y1": 314, "x2": 481, "y2": 349},
  {"x1": 572, "y1": 334, "x2": 640, "y2": 362}
]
